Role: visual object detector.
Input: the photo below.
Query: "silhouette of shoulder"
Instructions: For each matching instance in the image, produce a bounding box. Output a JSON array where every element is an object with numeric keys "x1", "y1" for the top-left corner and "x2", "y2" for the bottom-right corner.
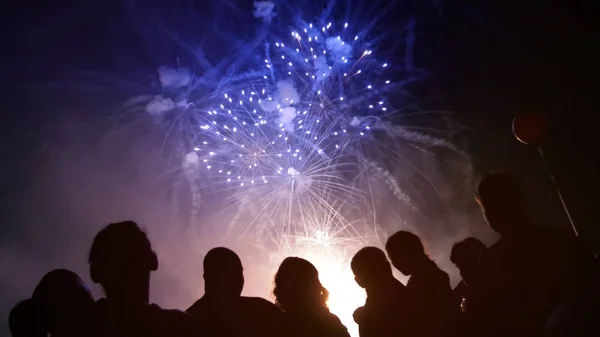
[
  {"x1": 186, "y1": 297, "x2": 207, "y2": 317},
  {"x1": 321, "y1": 312, "x2": 350, "y2": 337},
  {"x1": 285, "y1": 310, "x2": 349, "y2": 337},
  {"x1": 240, "y1": 296, "x2": 282, "y2": 312},
  {"x1": 471, "y1": 225, "x2": 593, "y2": 336},
  {"x1": 153, "y1": 305, "x2": 200, "y2": 335},
  {"x1": 187, "y1": 295, "x2": 281, "y2": 318},
  {"x1": 405, "y1": 259, "x2": 453, "y2": 324},
  {"x1": 94, "y1": 299, "x2": 199, "y2": 337},
  {"x1": 240, "y1": 297, "x2": 284, "y2": 332},
  {"x1": 533, "y1": 226, "x2": 593, "y2": 288},
  {"x1": 187, "y1": 295, "x2": 282, "y2": 337},
  {"x1": 408, "y1": 259, "x2": 451, "y2": 293},
  {"x1": 534, "y1": 226, "x2": 585, "y2": 255},
  {"x1": 481, "y1": 225, "x2": 589, "y2": 277}
]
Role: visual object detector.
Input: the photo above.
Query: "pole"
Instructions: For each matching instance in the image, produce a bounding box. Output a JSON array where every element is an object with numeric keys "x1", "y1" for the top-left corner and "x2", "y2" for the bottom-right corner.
[{"x1": 536, "y1": 147, "x2": 579, "y2": 236}]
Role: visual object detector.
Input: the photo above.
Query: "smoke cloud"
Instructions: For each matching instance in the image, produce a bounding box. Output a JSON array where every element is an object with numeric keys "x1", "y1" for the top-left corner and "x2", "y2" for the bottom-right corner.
[
  {"x1": 275, "y1": 79, "x2": 300, "y2": 104},
  {"x1": 157, "y1": 66, "x2": 192, "y2": 89},
  {"x1": 279, "y1": 107, "x2": 297, "y2": 132},
  {"x1": 326, "y1": 37, "x2": 353, "y2": 59},
  {"x1": 313, "y1": 55, "x2": 331, "y2": 81},
  {"x1": 146, "y1": 95, "x2": 177, "y2": 116},
  {"x1": 253, "y1": 1, "x2": 275, "y2": 23}
]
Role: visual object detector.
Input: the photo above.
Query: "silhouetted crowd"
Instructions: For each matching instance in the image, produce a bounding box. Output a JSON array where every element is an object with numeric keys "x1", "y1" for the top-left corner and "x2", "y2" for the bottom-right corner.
[{"x1": 9, "y1": 172, "x2": 600, "y2": 337}]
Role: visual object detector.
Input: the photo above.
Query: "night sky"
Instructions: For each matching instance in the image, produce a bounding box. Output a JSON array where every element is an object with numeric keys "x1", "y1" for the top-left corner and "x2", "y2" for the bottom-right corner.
[
  {"x1": 1, "y1": 0, "x2": 598, "y2": 334},
  {"x1": 4, "y1": 1, "x2": 596, "y2": 238}
]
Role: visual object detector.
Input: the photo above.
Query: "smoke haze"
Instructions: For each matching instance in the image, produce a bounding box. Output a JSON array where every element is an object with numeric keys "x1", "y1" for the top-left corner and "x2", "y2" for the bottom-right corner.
[
  {"x1": 0, "y1": 2, "x2": 497, "y2": 336},
  {"x1": 0, "y1": 107, "x2": 495, "y2": 336}
]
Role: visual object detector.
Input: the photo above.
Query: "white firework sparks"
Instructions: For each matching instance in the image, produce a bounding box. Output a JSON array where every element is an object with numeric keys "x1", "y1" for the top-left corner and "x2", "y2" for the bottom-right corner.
[
  {"x1": 180, "y1": 20, "x2": 421, "y2": 237},
  {"x1": 170, "y1": 20, "x2": 439, "y2": 334},
  {"x1": 123, "y1": 6, "x2": 465, "y2": 336}
]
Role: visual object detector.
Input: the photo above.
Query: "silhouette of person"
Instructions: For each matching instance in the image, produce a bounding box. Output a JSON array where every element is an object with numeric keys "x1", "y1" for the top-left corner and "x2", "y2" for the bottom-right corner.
[
  {"x1": 449, "y1": 237, "x2": 486, "y2": 312},
  {"x1": 187, "y1": 247, "x2": 283, "y2": 337},
  {"x1": 9, "y1": 299, "x2": 45, "y2": 337},
  {"x1": 30, "y1": 268, "x2": 95, "y2": 337},
  {"x1": 9, "y1": 269, "x2": 94, "y2": 337},
  {"x1": 351, "y1": 246, "x2": 406, "y2": 337},
  {"x1": 469, "y1": 172, "x2": 593, "y2": 337},
  {"x1": 386, "y1": 231, "x2": 454, "y2": 337},
  {"x1": 273, "y1": 257, "x2": 350, "y2": 337},
  {"x1": 88, "y1": 221, "x2": 199, "y2": 337}
]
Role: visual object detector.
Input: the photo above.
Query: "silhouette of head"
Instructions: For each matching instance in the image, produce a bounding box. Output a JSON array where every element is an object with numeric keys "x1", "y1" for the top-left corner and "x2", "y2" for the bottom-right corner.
[
  {"x1": 89, "y1": 221, "x2": 158, "y2": 300},
  {"x1": 450, "y1": 238, "x2": 486, "y2": 285},
  {"x1": 9, "y1": 300, "x2": 45, "y2": 337},
  {"x1": 476, "y1": 172, "x2": 528, "y2": 236},
  {"x1": 351, "y1": 247, "x2": 393, "y2": 290},
  {"x1": 203, "y1": 247, "x2": 244, "y2": 298},
  {"x1": 385, "y1": 231, "x2": 425, "y2": 276},
  {"x1": 31, "y1": 269, "x2": 94, "y2": 337},
  {"x1": 273, "y1": 257, "x2": 329, "y2": 312}
]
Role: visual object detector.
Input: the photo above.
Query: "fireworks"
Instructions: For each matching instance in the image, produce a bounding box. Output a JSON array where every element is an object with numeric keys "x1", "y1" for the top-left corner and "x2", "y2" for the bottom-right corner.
[
  {"x1": 177, "y1": 18, "x2": 423, "y2": 239},
  {"x1": 127, "y1": 3, "x2": 465, "y2": 336},
  {"x1": 167, "y1": 19, "x2": 427, "y2": 334}
]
